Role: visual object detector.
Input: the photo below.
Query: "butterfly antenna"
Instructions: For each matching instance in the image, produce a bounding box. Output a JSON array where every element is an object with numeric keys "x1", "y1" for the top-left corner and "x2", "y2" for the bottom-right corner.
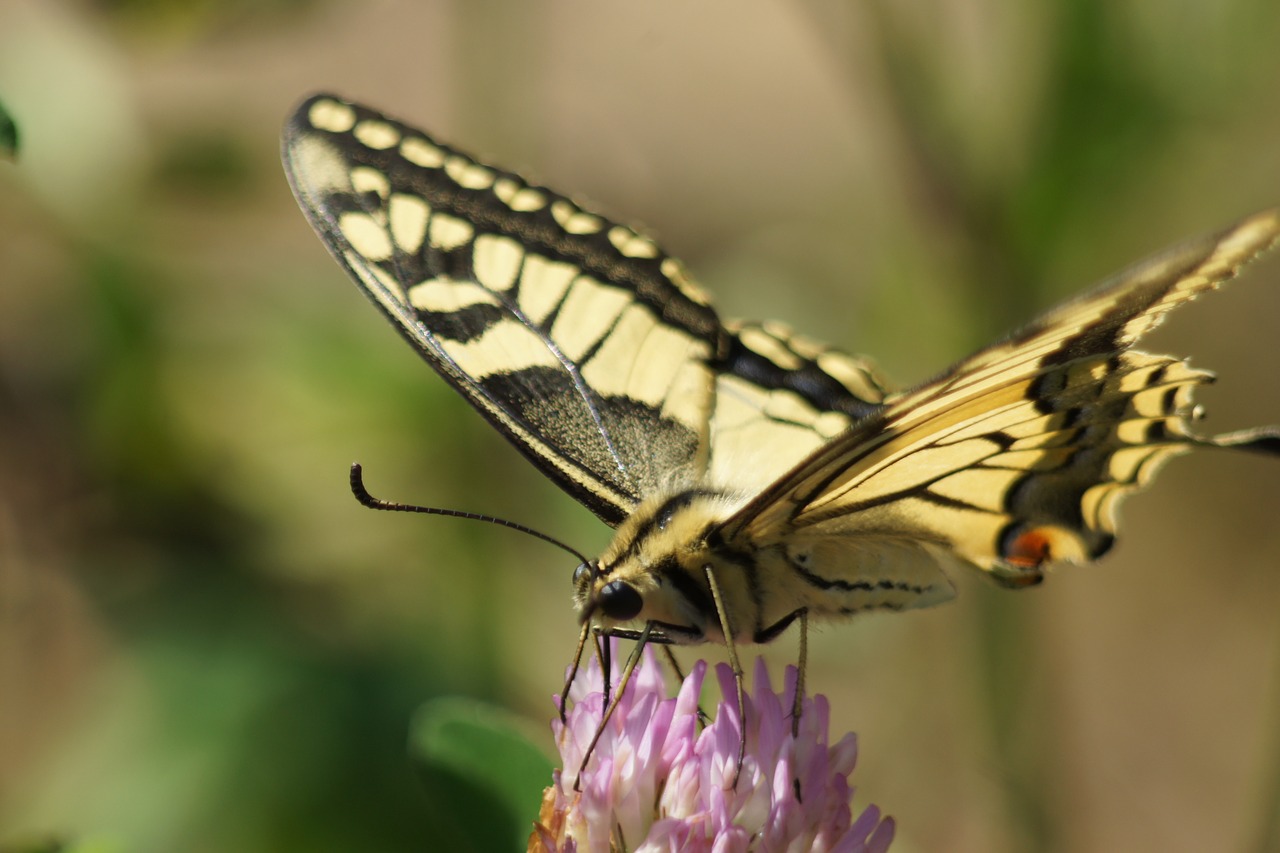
[{"x1": 348, "y1": 462, "x2": 590, "y2": 566}]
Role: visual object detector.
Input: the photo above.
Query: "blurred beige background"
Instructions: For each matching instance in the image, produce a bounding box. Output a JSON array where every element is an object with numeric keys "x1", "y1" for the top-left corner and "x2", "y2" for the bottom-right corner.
[{"x1": 2, "y1": 1, "x2": 1279, "y2": 851}]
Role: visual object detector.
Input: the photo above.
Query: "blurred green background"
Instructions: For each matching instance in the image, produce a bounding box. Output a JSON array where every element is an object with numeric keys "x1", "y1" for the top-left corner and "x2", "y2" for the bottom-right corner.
[{"x1": 2, "y1": 1, "x2": 1280, "y2": 851}]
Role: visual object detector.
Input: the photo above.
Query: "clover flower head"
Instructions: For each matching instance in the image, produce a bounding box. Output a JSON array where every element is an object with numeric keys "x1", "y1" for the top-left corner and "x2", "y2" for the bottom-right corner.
[{"x1": 529, "y1": 646, "x2": 895, "y2": 853}]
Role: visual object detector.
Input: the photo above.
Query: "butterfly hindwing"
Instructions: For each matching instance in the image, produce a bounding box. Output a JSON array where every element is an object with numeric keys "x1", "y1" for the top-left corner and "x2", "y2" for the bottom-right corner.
[{"x1": 725, "y1": 210, "x2": 1280, "y2": 588}]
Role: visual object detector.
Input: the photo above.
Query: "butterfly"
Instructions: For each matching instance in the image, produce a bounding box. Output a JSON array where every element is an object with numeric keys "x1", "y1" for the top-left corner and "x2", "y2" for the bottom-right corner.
[{"x1": 282, "y1": 94, "x2": 1280, "y2": 682}]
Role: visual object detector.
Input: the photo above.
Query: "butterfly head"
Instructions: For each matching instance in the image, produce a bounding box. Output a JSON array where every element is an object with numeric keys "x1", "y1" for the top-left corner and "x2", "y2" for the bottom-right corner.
[
  {"x1": 572, "y1": 488, "x2": 747, "y2": 644},
  {"x1": 573, "y1": 563, "x2": 713, "y2": 645}
]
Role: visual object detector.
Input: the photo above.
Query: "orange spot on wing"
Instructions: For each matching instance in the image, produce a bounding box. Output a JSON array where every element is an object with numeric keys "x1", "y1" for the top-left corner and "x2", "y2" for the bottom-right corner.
[
  {"x1": 997, "y1": 524, "x2": 1089, "y2": 588},
  {"x1": 1005, "y1": 528, "x2": 1054, "y2": 569}
]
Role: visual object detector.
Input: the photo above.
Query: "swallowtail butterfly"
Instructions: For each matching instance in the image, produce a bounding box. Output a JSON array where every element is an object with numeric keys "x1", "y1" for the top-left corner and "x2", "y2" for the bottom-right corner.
[{"x1": 283, "y1": 94, "x2": 1280, "y2": 659}]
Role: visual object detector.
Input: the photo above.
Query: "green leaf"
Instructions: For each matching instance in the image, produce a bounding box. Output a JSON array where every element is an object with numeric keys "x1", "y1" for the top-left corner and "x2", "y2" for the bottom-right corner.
[
  {"x1": 409, "y1": 697, "x2": 555, "y2": 852},
  {"x1": 0, "y1": 97, "x2": 17, "y2": 161}
]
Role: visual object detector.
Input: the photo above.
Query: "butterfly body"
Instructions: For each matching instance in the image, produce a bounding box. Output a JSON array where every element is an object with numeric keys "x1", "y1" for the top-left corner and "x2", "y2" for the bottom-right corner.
[
  {"x1": 283, "y1": 94, "x2": 1280, "y2": 650},
  {"x1": 579, "y1": 486, "x2": 960, "y2": 644}
]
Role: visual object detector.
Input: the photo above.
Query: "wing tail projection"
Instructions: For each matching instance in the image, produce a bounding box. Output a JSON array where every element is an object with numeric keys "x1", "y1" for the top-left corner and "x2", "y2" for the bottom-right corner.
[{"x1": 1199, "y1": 426, "x2": 1280, "y2": 455}]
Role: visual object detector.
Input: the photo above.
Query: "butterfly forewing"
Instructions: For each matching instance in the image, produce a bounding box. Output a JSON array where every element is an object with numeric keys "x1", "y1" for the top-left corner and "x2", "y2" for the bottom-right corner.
[
  {"x1": 284, "y1": 95, "x2": 729, "y2": 523},
  {"x1": 284, "y1": 94, "x2": 899, "y2": 523}
]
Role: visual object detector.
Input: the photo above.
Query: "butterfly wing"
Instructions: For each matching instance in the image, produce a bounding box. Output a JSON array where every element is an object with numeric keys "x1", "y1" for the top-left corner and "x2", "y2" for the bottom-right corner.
[
  {"x1": 283, "y1": 94, "x2": 729, "y2": 525},
  {"x1": 723, "y1": 210, "x2": 1280, "y2": 590},
  {"x1": 709, "y1": 320, "x2": 893, "y2": 492}
]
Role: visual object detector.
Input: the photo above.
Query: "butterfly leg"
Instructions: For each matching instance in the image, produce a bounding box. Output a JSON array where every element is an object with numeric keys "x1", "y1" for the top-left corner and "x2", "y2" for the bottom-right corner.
[
  {"x1": 704, "y1": 564, "x2": 746, "y2": 785},
  {"x1": 750, "y1": 606, "x2": 810, "y2": 736},
  {"x1": 558, "y1": 621, "x2": 593, "y2": 723},
  {"x1": 659, "y1": 646, "x2": 710, "y2": 726},
  {"x1": 792, "y1": 609, "x2": 808, "y2": 739},
  {"x1": 573, "y1": 622, "x2": 653, "y2": 792},
  {"x1": 597, "y1": 630, "x2": 613, "y2": 708},
  {"x1": 660, "y1": 644, "x2": 686, "y2": 683}
]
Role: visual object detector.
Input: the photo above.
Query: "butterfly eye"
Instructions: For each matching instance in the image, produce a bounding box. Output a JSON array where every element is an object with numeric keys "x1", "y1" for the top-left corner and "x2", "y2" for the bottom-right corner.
[
  {"x1": 598, "y1": 581, "x2": 643, "y2": 621},
  {"x1": 572, "y1": 562, "x2": 592, "y2": 586}
]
